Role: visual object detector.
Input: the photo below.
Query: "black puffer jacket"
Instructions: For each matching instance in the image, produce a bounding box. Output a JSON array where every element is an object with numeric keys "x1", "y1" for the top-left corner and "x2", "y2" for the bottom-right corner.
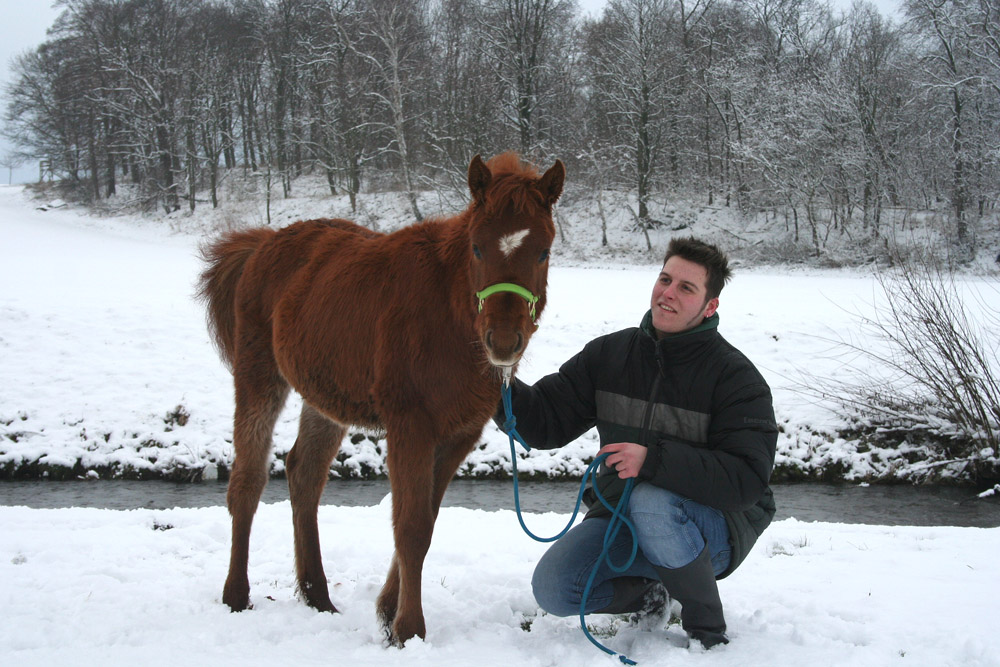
[{"x1": 499, "y1": 311, "x2": 778, "y2": 578}]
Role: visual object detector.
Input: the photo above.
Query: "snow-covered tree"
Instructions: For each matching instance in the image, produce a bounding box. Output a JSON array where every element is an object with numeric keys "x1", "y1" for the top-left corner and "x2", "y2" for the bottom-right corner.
[{"x1": 584, "y1": 0, "x2": 675, "y2": 233}]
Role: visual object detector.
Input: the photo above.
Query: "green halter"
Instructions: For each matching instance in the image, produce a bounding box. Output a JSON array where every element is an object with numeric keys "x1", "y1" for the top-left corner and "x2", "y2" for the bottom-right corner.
[{"x1": 476, "y1": 282, "x2": 539, "y2": 322}]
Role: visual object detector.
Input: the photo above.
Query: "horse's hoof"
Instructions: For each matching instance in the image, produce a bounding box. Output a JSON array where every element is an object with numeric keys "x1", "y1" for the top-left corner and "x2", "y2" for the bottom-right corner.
[
  {"x1": 378, "y1": 611, "x2": 395, "y2": 646},
  {"x1": 309, "y1": 598, "x2": 339, "y2": 614},
  {"x1": 299, "y1": 582, "x2": 339, "y2": 613},
  {"x1": 222, "y1": 581, "x2": 251, "y2": 612},
  {"x1": 391, "y1": 617, "x2": 426, "y2": 646}
]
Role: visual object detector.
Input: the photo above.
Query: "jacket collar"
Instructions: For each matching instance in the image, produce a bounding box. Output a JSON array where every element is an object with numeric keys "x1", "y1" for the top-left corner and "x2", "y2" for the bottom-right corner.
[{"x1": 640, "y1": 310, "x2": 720, "y2": 341}]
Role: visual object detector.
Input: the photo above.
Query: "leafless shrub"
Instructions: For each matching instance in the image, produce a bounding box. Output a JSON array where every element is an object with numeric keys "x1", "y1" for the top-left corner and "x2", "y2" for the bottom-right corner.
[{"x1": 807, "y1": 248, "x2": 999, "y2": 482}]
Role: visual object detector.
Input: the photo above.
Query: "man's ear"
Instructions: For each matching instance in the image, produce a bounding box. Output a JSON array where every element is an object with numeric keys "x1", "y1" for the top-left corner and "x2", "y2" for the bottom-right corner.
[{"x1": 703, "y1": 297, "x2": 719, "y2": 319}]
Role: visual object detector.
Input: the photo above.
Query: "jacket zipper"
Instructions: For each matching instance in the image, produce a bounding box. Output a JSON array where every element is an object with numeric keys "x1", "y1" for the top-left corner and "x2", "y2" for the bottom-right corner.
[{"x1": 638, "y1": 372, "x2": 662, "y2": 447}]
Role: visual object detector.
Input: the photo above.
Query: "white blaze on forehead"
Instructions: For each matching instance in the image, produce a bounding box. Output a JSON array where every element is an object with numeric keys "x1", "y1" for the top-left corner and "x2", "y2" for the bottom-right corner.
[{"x1": 498, "y1": 229, "x2": 530, "y2": 258}]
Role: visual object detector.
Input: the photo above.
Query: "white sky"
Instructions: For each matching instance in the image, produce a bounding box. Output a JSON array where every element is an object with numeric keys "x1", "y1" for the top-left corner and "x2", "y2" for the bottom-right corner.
[
  {"x1": 0, "y1": 1, "x2": 60, "y2": 83},
  {"x1": 0, "y1": 1, "x2": 62, "y2": 183}
]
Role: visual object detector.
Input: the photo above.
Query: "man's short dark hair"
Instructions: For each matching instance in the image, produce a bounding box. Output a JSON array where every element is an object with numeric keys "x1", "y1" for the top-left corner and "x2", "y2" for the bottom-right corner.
[{"x1": 663, "y1": 237, "x2": 732, "y2": 301}]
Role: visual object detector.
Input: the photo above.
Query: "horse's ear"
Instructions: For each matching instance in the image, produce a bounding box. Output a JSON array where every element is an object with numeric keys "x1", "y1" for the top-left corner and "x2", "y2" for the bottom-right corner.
[
  {"x1": 468, "y1": 154, "x2": 491, "y2": 203},
  {"x1": 538, "y1": 159, "x2": 565, "y2": 207}
]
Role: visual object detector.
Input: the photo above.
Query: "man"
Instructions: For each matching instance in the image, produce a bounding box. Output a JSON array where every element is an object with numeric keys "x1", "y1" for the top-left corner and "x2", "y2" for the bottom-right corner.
[{"x1": 498, "y1": 237, "x2": 777, "y2": 649}]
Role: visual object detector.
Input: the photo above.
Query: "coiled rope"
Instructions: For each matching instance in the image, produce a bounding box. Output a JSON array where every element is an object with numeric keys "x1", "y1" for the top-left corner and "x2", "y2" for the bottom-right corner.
[{"x1": 501, "y1": 380, "x2": 638, "y2": 665}]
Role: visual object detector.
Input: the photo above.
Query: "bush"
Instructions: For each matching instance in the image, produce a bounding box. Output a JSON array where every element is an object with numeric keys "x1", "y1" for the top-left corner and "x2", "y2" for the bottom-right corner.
[{"x1": 807, "y1": 248, "x2": 999, "y2": 483}]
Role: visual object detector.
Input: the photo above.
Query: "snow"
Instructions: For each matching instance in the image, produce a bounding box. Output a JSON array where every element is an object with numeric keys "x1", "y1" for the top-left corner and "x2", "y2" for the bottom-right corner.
[
  {"x1": 4, "y1": 184, "x2": 996, "y2": 483},
  {"x1": 1, "y1": 183, "x2": 999, "y2": 666},
  {"x1": 1, "y1": 501, "x2": 998, "y2": 666}
]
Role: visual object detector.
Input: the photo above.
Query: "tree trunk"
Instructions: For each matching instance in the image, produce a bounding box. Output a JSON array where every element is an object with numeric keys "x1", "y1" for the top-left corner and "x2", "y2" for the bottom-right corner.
[{"x1": 951, "y1": 87, "x2": 968, "y2": 245}]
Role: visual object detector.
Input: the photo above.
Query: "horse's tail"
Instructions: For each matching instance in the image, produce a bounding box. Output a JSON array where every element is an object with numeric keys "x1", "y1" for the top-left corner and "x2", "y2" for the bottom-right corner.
[{"x1": 197, "y1": 228, "x2": 274, "y2": 370}]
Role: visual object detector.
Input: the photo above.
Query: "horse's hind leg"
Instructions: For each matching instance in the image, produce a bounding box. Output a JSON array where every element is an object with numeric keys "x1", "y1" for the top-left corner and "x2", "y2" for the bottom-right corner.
[
  {"x1": 286, "y1": 403, "x2": 346, "y2": 612},
  {"x1": 223, "y1": 352, "x2": 290, "y2": 612}
]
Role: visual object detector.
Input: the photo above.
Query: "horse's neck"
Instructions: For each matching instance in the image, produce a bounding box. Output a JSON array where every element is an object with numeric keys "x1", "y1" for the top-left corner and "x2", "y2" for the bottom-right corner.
[{"x1": 435, "y1": 214, "x2": 476, "y2": 323}]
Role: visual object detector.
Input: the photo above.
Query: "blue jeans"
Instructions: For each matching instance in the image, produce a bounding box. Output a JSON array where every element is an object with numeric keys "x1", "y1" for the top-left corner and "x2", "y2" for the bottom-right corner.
[{"x1": 532, "y1": 482, "x2": 732, "y2": 616}]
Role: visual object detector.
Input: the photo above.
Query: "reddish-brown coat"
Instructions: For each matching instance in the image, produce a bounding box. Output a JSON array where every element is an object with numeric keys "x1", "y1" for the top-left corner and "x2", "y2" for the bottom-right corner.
[{"x1": 198, "y1": 153, "x2": 564, "y2": 645}]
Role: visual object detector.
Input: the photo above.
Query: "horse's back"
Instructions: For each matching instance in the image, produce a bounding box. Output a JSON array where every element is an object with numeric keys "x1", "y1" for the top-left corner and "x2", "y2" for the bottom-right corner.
[
  {"x1": 239, "y1": 218, "x2": 381, "y2": 305},
  {"x1": 257, "y1": 218, "x2": 398, "y2": 426},
  {"x1": 265, "y1": 216, "x2": 474, "y2": 429},
  {"x1": 313, "y1": 217, "x2": 383, "y2": 240}
]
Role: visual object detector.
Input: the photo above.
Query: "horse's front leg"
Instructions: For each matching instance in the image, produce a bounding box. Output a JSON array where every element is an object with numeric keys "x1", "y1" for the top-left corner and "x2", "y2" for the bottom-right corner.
[
  {"x1": 430, "y1": 430, "x2": 481, "y2": 519},
  {"x1": 376, "y1": 429, "x2": 481, "y2": 642},
  {"x1": 377, "y1": 429, "x2": 436, "y2": 645}
]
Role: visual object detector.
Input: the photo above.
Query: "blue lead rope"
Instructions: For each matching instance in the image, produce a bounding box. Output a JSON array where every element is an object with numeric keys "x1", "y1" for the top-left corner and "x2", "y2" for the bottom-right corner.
[{"x1": 501, "y1": 381, "x2": 639, "y2": 665}]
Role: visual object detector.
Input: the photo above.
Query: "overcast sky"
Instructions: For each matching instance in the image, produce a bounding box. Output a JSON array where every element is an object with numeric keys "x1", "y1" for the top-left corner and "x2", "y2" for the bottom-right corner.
[
  {"x1": 0, "y1": 0, "x2": 902, "y2": 185},
  {"x1": 0, "y1": 1, "x2": 62, "y2": 183},
  {"x1": 0, "y1": 1, "x2": 61, "y2": 85}
]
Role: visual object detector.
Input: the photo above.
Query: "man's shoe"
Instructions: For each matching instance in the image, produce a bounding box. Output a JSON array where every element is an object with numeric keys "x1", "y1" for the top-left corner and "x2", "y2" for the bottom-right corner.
[
  {"x1": 625, "y1": 580, "x2": 670, "y2": 631},
  {"x1": 597, "y1": 576, "x2": 661, "y2": 615},
  {"x1": 654, "y1": 547, "x2": 729, "y2": 649}
]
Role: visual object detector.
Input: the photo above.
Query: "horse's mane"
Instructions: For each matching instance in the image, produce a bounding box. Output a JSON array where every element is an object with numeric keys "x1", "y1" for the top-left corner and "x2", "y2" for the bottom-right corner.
[
  {"x1": 486, "y1": 151, "x2": 538, "y2": 178},
  {"x1": 482, "y1": 152, "x2": 545, "y2": 215}
]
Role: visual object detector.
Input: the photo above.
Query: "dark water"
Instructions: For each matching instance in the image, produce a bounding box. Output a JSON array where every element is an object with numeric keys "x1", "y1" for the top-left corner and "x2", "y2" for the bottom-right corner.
[{"x1": 1, "y1": 478, "x2": 998, "y2": 527}]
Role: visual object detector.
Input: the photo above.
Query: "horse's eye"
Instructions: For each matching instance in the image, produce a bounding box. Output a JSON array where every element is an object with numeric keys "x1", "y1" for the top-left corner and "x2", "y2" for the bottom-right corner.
[
  {"x1": 472, "y1": 244, "x2": 482, "y2": 259},
  {"x1": 539, "y1": 248, "x2": 550, "y2": 263}
]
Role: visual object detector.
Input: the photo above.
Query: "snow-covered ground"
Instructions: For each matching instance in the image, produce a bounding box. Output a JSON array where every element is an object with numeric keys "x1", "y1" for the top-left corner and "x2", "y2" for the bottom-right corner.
[
  {"x1": 1, "y1": 184, "x2": 998, "y2": 666},
  {"x1": 1, "y1": 499, "x2": 997, "y2": 667},
  {"x1": 2, "y1": 184, "x2": 996, "y2": 483}
]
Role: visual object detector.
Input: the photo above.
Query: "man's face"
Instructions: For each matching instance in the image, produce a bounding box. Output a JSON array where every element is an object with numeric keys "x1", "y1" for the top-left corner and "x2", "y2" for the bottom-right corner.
[{"x1": 649, "y1": 256, "x2": 719, "y2": 336}]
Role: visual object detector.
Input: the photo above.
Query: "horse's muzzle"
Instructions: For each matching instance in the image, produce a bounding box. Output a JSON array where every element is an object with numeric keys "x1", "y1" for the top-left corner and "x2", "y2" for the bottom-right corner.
[{"x1": 484, "y1": 329, "x2": 524, "y2": 367}]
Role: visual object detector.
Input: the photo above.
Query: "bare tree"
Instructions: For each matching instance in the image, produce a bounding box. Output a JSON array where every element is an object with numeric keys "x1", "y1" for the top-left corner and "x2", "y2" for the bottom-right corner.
[
  {"x1": 58, "y1": 0, "x2": 202, "y2": 212},
  {"x1": 1, "y1": 153, "x2": 24, "y2": 185},
  {"x1": 4, "y1": 16, "x2": 106, "y2": 197},
  {"x1": 585, "y1": 0, "x2": 674, "y2": 232},
  {"x1": 325, "y1": 1, "x2": 378, "y2": 212},
  {"x1": 478, "y1": 0, "x2": 576, "y2": 156},
  {"x1": 356, "y1": 0, "x2": 430, "y2": 220},
  {"x1": 4, "y1": 49, "x2": 73, "y2": 181},
  {"x1": 903, "y1": 0, "x2": 1000, "y2": 250},
  {"x1": 254, "y1": 0, "x2": 312, "y2": 199},
  {"x1": 840, "y1": 3, "x2": 907, "y2": 237},
  {"x1": 1, "y1": 0, "x2": 994, "y2": 253},
  {"x1": 188, "y1": 4, "x2": 245, "y2": 209}
]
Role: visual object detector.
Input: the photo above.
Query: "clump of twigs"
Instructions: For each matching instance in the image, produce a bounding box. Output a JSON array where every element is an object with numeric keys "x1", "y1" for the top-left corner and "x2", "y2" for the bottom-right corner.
[{"x1": 809, "y1": 248, "x2": 999, "y2": 483}]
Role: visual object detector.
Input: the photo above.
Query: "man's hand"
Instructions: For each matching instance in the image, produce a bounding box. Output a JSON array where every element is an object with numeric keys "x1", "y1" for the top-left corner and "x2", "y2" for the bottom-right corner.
[{"x1": 599, "y1": 442, "x2": 647, "y2": 479}]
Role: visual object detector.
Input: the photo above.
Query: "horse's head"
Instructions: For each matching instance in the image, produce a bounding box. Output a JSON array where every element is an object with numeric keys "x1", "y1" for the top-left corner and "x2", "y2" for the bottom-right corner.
[{"x1": 465, "y1": 152, "x2": 564, "y2": 370}]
